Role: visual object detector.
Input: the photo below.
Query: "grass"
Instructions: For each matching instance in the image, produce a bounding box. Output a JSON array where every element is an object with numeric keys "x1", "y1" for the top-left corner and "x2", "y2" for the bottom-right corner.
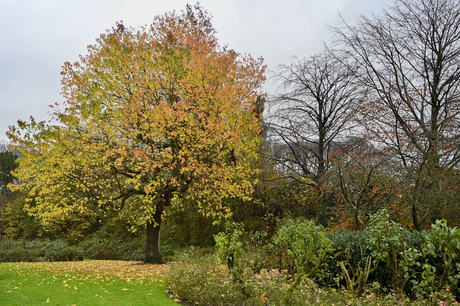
[{"x1": 0, "y1": 260, "x2": 179, "y2": 306}]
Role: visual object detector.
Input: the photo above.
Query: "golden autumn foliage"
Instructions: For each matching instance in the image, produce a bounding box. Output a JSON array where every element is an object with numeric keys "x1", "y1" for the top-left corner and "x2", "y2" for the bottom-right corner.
[{"x1": 8, "y1": 4, "x2": 265, "y2": 263}]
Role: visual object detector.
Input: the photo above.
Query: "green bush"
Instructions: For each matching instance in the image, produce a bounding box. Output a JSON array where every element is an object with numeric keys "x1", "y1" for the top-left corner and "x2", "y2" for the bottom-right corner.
[
  {"x1": 406, "y1": 219, "x2": 460, "y2": 299},
  {"x1": 42, "y1": 240, "x2": 83, "y2": 261},
  {"x1": 327, "y1": 213, "x2": 459, "y2": 300},
  {"x1": 168, "y1": 249, "x2": 248, "y2": 305},
  {"x1": 326, "y1": 229, "x2": 394, "y2": 291},
  {"x1": 78, "y1": 226, "x2": 146, "y2": 260},
  {"x1": 271, "y1": 218, "x2": 333, "y2": 291},
  {"x1": 214, "y1": 221, "x2": 245, "y2": 271},
  {"x1": 0, "y1": 239, "x2": 83, "y2": 262},
  {"x1": 214, "y1": 221, "x2": 273, "y2": 283},
  {"x1": 168, "y1": 247, "x2": 356, "y2": 306},
  {"x1": 2, "y1": 247, "x2": 39, "y2": 262},
  {"x1": 79, "y1": 237, "x2": 140, "y2": 260}
]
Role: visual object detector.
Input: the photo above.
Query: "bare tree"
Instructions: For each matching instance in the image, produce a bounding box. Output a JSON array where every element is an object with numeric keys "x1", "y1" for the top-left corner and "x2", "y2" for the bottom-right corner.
[
  {"x1": 334, "y1": 0, "x2": 460, "y2": 229},
  {"x1": 267, "y1": 51, "x2": 361, "y2": 222},
  {"x1": 268, "y1": 51, "x2": 361, "y2": 189}
]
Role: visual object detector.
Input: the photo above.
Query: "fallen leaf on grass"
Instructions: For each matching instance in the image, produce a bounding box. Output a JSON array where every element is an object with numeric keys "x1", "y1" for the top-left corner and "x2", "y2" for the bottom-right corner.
[{"x1": 30, "y1": 261, "x2": 168, "y2": 283}]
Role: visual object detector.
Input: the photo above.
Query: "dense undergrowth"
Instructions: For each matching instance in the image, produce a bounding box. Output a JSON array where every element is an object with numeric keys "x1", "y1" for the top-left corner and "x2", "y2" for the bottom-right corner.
[
  {"x1": 0, "y1": 239, "x2": 83, "y2": 262},
  {"x1": 0, "y1": 218, "x2": 186, "y2": 263},
  {"x1": 166, "y1": 210, "x2": 460, "y2": 305},
  {"x1": 0, "y1": 236, "x2": 148, "y2": 263},
  {"x1": 166, "y1": 248, "x2": 459, "y2": 305},
  {"x1": 1, "y1": 210, "x2": 460, "y2": 305}
]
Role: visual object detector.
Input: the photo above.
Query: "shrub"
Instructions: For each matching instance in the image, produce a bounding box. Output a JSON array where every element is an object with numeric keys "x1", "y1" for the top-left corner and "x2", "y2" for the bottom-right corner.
[
  {"x1": 364, "y1": 209, "x2": 418, "y2": 293},
  {"x1": 167, "y1": 249, "x2": 247, "y2": 305},
  {"x1": 0, "y1": 239, "x2": 83, "y2": 262},
  {"x1": 167, "y1": 248, "x2": 352, "y2": 306},
  {"x1": 79, "y1": 235, "x2": 145, "y2": 260},
  {"x1": 3, "y1": 247, "x2": 37, "y2": 262},
  {"x1": 214, "y1": 221, "x2": 245, "y2": 271},
  {"x1": 326, "y1": 229, "x2": 393, "y2": 292},
  {"x1": 168, "y1": 213, "x2": 460, "y2": 305},
  {"x1": 407, "y1": 220, "x2": 460, "y2": 299},
  {"x1": 271, "y1": 218, "x2": 333, "y2": 291}
]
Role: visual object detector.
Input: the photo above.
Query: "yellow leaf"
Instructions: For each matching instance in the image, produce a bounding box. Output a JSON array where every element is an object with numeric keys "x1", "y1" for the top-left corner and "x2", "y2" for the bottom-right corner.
[{"x1": 261, "y1": 292, "x2": 269, "y2": 303}]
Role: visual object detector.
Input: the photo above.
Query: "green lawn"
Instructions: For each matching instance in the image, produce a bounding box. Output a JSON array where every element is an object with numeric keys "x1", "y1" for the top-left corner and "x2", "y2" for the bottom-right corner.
[{"x1": 0, "y1": 261, "x2": 179, "y2": 306}]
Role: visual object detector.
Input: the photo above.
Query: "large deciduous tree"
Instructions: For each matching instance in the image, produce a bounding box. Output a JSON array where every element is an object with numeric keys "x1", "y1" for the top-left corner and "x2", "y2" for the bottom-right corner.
[
  {"x1": 8, "y1": 4, "x2": 265, "y2": 263},
  {"x1": 334, "y1": 0, "x2": 460, "y2": 229},
  {"x1": 268, "y1": 51, "x2": 360, "y2": 221},
  {"x1": 269, "y1": 51, "x2": 359, "y2": 186}
]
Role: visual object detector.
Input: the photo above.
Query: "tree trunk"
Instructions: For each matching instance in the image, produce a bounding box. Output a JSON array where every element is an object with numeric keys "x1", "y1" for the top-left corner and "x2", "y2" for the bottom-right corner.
[
  {"x1": 411, "y1": 201, "x2": 421, "y2": 231},
  {"x1": 354, "y1": 204, "x2": 361, "y2": 230},
  {"x1": 144, "y1": 204, "x2": 164, "y2": 264}
]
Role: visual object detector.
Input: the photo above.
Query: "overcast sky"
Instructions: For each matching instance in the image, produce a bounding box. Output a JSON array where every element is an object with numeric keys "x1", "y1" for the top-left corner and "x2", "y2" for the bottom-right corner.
[{"x1": 0, "y1": 0, "x2": 389, "y2": 140}]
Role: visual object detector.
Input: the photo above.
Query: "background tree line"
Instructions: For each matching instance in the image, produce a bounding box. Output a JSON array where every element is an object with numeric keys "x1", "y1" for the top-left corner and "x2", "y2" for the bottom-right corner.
[{"x1": 266, "y1": 0, "x2": 460, "y2": 231}]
